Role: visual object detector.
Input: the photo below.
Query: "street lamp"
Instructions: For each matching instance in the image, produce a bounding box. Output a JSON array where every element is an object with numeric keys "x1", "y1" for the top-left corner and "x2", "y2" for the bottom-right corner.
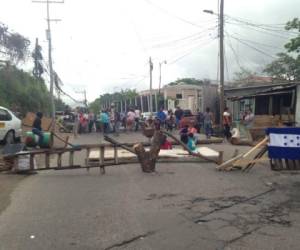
[
  {"x1": 158, "y1": 60, "x2": 167, "y2": 94},
  {"x1": 203, "y1": 1, "x2": 225, "y2": 126},
  {"x1": 203, "y1": 9, "x2": 214, "y2": 15}
]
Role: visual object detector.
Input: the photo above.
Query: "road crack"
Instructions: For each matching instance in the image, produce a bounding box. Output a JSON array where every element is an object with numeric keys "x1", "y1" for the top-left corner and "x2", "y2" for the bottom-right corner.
[
  {"x1": 104, "y1": 231, "x2": 155, "y2": 250},
  {"x1": 193, "y1": 188, "x2": 275, "y2": 223}
]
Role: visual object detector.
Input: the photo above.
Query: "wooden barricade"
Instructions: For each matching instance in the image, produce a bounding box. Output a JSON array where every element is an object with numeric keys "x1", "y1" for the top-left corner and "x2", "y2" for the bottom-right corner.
[{"x1": 1, "y1": 141, "x2": 221, "y2": 174}]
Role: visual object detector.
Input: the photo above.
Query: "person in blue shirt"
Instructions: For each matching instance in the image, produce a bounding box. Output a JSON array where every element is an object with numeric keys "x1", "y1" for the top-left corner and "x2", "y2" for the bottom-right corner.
[
  {"x1": 100, "y1": 110, "x2": 109, "y2": 133},
  {"x1": 157, "y1": 108, "x2": 167, "y2": 126},
  {"x1": 187, "y1": 133, "x2": 197, "y2": 152}
]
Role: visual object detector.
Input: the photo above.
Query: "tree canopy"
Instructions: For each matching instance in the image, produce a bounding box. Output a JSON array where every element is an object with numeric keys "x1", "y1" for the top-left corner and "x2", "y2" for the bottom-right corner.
[
  {"x1": 168, "y1": 78, "x2": 210, "y2": 86},
  {"x1": 285, "y1": 18, "x2": 300, "y2": 53},
  {"x1": 0, "y1": 63, "x2": 64, "y2": 116},
  {"x1": 89, "y1": 89, "x2": 138, "y2": 114},
  {"x1": 0, "y1": 22, "x2": 30, "y2": 63},
  {"x1": 264, "y1": 18, "x2": 300, "y2": 82}
]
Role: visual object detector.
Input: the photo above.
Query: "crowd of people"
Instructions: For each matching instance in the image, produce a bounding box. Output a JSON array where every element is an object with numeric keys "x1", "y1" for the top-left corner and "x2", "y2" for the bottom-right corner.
[
  {"x1": 31, "y1": 105, "x2": 255, "y2": 149},
  {"x1": 32, "y1": 104, "x2": 255, "y2": 143}
]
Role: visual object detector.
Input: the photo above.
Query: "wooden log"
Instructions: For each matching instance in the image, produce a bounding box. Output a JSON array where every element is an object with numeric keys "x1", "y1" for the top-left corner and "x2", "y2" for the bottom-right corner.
[
  {"x1": 104, "y1": 135, "x2": 136, "y2": 154},
  {"x1": 133, "y1": 130, "x2": 164, "y2": 172}
]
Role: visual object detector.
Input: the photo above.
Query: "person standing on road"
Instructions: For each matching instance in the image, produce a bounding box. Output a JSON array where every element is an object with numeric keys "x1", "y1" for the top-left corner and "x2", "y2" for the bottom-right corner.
[
  {"x1": 166, "y1": 110, "x2": 175, "y2": 131},
  {"x1": 88, "y1": 111, "x2": 95, "y2": 133},
  {"x1": 32, "y1": 112, "x2": 44, "y2": 146},
  {"x1": 157, "y1": 107, "x2": 167, "y2": 127},
  {"x1": 134, "y1": 107, "x2": 141, "y2": 131},
  {"x1": 126, "y1": 109, "x2": 135, "y2": 131},
  {"x1": 100, "y1": 110, "x2": 109, "y2": 133},
  {"x1": 174, "y1": 106, "x2": 183, "y2": 129},
  {"x1": 244, "y1": 108, "x2": 255, "y2": 140},
  {"x1": 203, "y1": 107, "x2": 213, "y2": 139},
  {"x1": 114, "y1": 110, "x2": 121, "y2": 135},
  {"x1": 73, "y1": 107, "x2": 79, "y2": 138},
  {"x1": 223, "y1": 107, "x2": 232, "y2": 140},
  {"x1": 195, "y1": 108, "x2": 204, "y2": 133}
]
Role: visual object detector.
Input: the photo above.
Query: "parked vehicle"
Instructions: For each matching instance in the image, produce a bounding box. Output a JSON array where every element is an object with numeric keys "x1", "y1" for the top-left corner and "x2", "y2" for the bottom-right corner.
[
  {"x1": 141, "y1": 112, "x2": 157, "y2": 121},
  {"x1": 0, "y1": 106, "x2": 22, "y2": 144}
]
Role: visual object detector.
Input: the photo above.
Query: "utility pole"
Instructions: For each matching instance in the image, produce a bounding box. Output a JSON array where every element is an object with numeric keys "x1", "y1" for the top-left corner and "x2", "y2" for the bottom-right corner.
[
  {"x1": 32, "y1": 0, "x2": 63, "y2": 131},
  {"x1": 76, "y1": 90, "x2": 88, "y2": 108},
  {"x1": 149, "y1": 57, "x2": 153, "y2": 113},
  {"x1": 219, "y1": 0, "x2": 225, "y2": 125}
]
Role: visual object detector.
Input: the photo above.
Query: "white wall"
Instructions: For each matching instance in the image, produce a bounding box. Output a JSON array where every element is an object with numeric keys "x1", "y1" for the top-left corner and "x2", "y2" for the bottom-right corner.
[{"x1": 296, "y1": 85, "x2": 300, "y2": 126}]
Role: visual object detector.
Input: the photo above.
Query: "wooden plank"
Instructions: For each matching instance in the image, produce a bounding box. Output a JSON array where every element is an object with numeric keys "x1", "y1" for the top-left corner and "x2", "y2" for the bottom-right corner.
[
  {"x1": 99, "y1": 146, "x2": 104, "y2": 165},
  {"x1": 278, "y1": 159, "x2": 284, "y2": 170},
  {"x1": 114, "y1": 146, "x2": 119, "y2": 164},
  {"x1": 284, "y1": 159, "x2": 289, "y2": 170},
  {"x1": 69, "y1": 151, "x2": 74, "y2": 166},
  {"x1": 57, "y1": 153, "x2": 62, "y2": 168},
  {"x1": 45, "y1": 153, "x2": 50, "y2": 169},
  {"x1": 30, "y1": 154, "x2": 35, "y2": 170},
  {"x1": 85, "y1": 148, "x2": 90, "y2": 171}
]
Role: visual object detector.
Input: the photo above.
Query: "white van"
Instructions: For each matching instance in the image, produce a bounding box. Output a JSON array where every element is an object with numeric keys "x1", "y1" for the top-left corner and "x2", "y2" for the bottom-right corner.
[{"x1": 0, "y1": 106, "x2": 22, "y2": 144}]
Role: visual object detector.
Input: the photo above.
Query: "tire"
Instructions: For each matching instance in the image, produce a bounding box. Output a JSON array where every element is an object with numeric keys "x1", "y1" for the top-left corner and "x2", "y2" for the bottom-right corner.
[{"x1": 5, "y1": 130, "x2": 15, "y2": 144}]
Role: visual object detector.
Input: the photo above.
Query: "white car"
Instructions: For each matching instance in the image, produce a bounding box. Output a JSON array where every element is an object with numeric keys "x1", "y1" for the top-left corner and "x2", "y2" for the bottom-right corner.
[{"x1": 0, "y1": 106, "x2": 22, "y2": 144}]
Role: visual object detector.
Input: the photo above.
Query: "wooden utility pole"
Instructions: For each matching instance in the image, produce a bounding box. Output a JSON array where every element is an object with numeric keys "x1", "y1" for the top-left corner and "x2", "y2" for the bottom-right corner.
[
  {"x1": 219, "y1": 0, "x2": 225, "y2": 125},
  {"x1": 149, "y1": 57, "x2": 153, "y2": 113},
  {"x1": 32, "y1": 0, "x2": 64, "y2": 131}
]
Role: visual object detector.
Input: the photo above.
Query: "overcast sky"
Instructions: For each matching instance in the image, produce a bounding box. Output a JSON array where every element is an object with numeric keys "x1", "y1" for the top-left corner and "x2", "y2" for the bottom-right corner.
[{"x1": 1, "y1": 0, "x2": 299, "y2": 104}]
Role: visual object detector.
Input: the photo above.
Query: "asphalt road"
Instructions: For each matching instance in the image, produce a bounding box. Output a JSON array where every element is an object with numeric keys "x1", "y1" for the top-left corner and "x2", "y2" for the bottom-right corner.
[{"x1": 1, "y1": 133, "x2": 300, "y2": 249}]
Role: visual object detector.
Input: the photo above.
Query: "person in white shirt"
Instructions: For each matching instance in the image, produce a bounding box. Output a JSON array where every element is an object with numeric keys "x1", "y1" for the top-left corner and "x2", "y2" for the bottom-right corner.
[
  {"x1": 134, "y1": 107, "x2": 141, "y2": 131},
  {"x1": 126, "y1": 109, "x2": 136, "y2": 131}
]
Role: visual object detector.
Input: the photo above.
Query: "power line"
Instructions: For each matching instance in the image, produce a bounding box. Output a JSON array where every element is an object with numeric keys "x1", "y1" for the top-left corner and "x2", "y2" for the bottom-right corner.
[
  {"x1": 225, "y1": 32, "x2": 243, "y2": 70},
  {"x1": 150, "y1": 25, "x2": 218, "y2": 49},
  {"x1": 225, "y1": 15, "x2": 291, "y2": 29},
  {"x1": 168, "y1": 37, "x2": 217, "y2": 64},
  {"x1": 144, "y1": 0, "x2": 212, "y2": 28},
  {"x1": 230, "y1": 35, "x2": 276, "y2": 59},
  {"x1": 226, "y1": 19, "x2": 293, "y2": 39},
  {"x1": 229, "y1": 33, "x2": 283, "y2": 50}
]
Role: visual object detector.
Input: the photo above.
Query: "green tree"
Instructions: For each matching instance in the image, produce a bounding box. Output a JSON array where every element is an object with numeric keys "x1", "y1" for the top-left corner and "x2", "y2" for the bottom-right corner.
[
  {"x1": 168, "y1": 78, "x2": 210, "y2": 86},
  {"x1": 0, "y1": 64, "x2": 53, "y2": 116},
  {"x1": 285, "y1": 18, "x2": 300, "y2": 53},
  {"x1": 264, "y1": 18, "x2": 300, "y2": 82},
  {"x1": 233, "y1": 67, "x2": 255, "y2": 82},
  {"x1": 0, "y1": 23, "x2": 30, "y2": 63},
  {"x1": 264, "y1": 53, "x2": 300, "y2": 81}
]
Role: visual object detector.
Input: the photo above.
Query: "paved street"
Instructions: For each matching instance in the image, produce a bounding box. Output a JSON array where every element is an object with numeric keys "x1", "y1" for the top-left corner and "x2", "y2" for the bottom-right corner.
[{"x1": 1, "y1": 133, "x2": 300, "y2": 249}]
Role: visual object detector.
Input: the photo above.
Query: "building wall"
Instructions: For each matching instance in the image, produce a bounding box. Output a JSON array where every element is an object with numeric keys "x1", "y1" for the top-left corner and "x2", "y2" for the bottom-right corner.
[
  {"x1": 296, "y1": 85, "x2": 300, "y2": 126},
  {"x1": 202, "y1": 85, "x2": 218, "y2": 114}
]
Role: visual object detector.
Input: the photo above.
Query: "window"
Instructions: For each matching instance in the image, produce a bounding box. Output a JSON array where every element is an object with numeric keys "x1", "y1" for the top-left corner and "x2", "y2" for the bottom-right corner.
[
  {"x1": 176, "y1": 94, "x2": 182, "y2": 99},
  {"x1": 0, "y1": 109, "x2": 12, "y2": 121}
]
